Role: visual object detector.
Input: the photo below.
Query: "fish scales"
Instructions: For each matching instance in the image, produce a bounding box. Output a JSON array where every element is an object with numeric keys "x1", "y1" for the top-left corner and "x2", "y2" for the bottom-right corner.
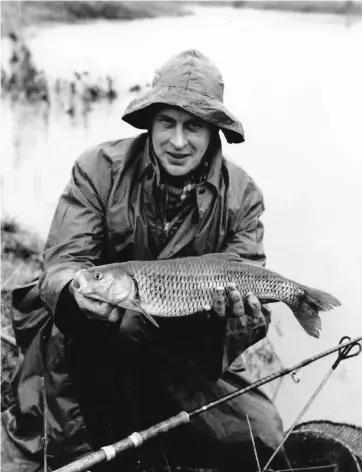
[
  {"x1": 74, "y1": 253, "x2": 341, "y2": 338},
  {"x1": 122, "y1": 258, "x2": 304, "y2": 317}
]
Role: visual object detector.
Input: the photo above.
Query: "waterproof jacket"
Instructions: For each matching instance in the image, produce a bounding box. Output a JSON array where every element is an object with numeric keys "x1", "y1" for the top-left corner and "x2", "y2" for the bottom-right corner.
[
  {"x1": 40, "y1": 133, "x2": 265, "y2": 314},
  {"x1": 3, "y1": 133, "x2": 285, "y2": 472}
]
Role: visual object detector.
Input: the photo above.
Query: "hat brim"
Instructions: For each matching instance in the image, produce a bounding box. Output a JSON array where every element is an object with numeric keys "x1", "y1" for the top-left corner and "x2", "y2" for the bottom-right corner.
[{"x1": 122, "y1": 86, "x2": 245, "y2": 144}]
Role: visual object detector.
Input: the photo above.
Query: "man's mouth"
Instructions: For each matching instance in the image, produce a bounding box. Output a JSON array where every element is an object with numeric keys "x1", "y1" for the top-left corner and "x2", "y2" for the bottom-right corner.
[{"x1": 167, "y1": 152, "x2": 190, "y2": 159}]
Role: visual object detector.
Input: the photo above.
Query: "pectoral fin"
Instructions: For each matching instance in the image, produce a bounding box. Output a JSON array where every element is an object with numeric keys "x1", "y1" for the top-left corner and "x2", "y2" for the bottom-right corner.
[{"x1": 123, "y1": 299, "x2": 159, "y2": 328}]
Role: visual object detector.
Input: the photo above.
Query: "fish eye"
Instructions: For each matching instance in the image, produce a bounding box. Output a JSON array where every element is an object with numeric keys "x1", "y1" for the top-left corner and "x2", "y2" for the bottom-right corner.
[{"x1": 93, "y1": 272, "x2": 103, "y2": 281}]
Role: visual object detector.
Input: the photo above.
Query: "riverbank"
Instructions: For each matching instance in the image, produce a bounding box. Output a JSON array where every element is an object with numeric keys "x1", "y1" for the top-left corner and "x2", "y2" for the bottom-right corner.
[
  {"x1": 1, "y1": 219, "x2": 43, "y2": 410},
  {"x1": 1, "y1": 1, "x2": 189, "y2": 36},
  {"x1": 238, "y1": 1, "x2": 362, "y2": 16},
  {"x1": 3, "y1": 1, "x2": 360, "y2": 38}
]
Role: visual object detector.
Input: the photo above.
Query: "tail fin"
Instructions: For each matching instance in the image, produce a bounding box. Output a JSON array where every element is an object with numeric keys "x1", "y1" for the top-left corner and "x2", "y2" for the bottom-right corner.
[{"x1": 290, "y1": 287, "x2": 341, "y2": 338}]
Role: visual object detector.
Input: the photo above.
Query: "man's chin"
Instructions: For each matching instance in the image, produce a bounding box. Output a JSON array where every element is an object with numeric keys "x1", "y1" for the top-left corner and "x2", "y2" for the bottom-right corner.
[
  {"x1": 157, "y1": 154, "x2": 200, "y2": 177},
  {"x1": 166, "y1": 167, "x2": 189, "y2": 177},
  {"x1": 162, "y1": 161, "x2": 191, "y2": 177}
]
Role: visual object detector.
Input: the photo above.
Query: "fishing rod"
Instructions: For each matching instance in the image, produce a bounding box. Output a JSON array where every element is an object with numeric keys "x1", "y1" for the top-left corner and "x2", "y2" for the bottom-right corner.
[
  {"x1": 262, "y1": 335, "x2": 362, "y2": 471},
  {"x1": 54, "y1": 335, "x2": 362, "y2": 472}
]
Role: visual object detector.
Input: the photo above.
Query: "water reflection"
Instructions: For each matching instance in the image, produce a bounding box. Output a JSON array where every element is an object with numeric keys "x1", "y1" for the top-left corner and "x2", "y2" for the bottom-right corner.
[{"x1": 1, "y1": 29, "x2": 122, "y2": 143}]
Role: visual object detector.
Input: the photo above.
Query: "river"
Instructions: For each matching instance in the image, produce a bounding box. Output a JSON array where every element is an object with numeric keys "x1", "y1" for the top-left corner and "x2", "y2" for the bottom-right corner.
[{"x1": 1, "y1": 5, "x2": 362, "y2": 429}]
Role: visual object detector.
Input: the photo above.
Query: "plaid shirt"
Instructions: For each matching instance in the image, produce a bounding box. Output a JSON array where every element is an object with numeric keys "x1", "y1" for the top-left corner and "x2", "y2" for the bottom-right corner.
[
  {"x1": 150, "y1": 143, "x2": 210, "y2": 221},
  {"x1": 148, "y1": 142, "x2": 211, "y2": 254}
]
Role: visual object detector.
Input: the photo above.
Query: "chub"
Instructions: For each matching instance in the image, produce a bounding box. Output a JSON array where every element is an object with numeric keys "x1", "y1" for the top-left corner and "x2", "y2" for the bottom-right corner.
[{"x1": 73, "y1": 253, "x2": 341, "y2": 338}]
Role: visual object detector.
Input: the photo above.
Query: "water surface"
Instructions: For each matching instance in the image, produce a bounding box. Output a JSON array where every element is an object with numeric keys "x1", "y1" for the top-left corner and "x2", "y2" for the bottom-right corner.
[{"x1": 1, "y1": 6, "x2": 362, "y2": 429}]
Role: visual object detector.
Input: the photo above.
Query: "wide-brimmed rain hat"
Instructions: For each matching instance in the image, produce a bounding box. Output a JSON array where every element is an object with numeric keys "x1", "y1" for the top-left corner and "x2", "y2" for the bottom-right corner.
[{"x1": 122, "y1": 50, "x2": 245, "y2": 144}]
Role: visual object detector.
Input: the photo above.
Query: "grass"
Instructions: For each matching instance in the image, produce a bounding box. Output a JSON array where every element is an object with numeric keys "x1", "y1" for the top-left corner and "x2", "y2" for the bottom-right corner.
[
  {"x1": 1, "y1": 219, "x2": 43, "y2": 290},
  {"x1": 1, "y1": 1, "x2": 190, "y2": 36},
  {"x1": 1, "y1": 219, "x2": 43, "y2": 411}
]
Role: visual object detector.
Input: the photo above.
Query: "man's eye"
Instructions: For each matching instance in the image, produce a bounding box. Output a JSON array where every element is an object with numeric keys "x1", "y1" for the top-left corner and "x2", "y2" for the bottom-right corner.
[
  {"x1": 161, "y1": 119, "x2": 174, "y2": 127},
  {"x1": 188, "y1": 122, "x2": 204, "y2": 131},
  {"x1": 157, "y1": 116, "x2": 173, "y2": 125}
]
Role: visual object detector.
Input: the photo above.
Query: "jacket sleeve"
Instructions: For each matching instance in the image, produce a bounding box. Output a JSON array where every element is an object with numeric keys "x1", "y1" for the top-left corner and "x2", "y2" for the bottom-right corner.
[
  {"x1": 223, "y1": 179, "x2": 266, "y2": 265},
  {"x1": 217, "y1": 178, "x2": 271, "y2": 377},
  {"x1": 39, "y1": 147, "x2": 112, "y2": 316}
]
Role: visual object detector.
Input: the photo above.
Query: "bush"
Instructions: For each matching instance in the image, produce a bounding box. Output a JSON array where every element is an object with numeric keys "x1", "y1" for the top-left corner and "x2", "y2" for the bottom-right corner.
[{"x1": 1, "y1": 219, "x2": 43, "y2": 411}]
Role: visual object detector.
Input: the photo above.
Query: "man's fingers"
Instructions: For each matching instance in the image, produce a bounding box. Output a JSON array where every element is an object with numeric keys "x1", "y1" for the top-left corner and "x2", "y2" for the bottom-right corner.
[
  {"x1": 209, "y1": 286, "x2": 265, "y2": 326},
  {"x1": 226, "y1": 283, "x2": 244, "y2": 318},
  {"x1": 107, "y1": 306, "x2": 121, "y2": 323},
  {"x1": 83, "y1": 305, "x2": 120, "y2": 323},
  {"x1": 245, "y1": 292, "x2": 261, "y2": 317},
  {"x1": 245, "y1": 292, "x2": 265, "y2": 325},
  {"x1": 212, "y1": 286, "x2": 226, "y2": 317}
]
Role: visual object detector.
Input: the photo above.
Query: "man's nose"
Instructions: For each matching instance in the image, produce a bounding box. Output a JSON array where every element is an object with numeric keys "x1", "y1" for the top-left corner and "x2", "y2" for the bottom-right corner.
[{"x1": 170, "y1": 125, "x2": 187, "y2": 149}]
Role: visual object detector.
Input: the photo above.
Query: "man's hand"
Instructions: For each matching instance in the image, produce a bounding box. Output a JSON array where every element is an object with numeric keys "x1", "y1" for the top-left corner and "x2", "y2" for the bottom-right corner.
[
  {"x1": 206, "y1": 284, "x2": 266, "y2": 328},
  {"x1": 69, "y1": 274, "x2": 121, "y2": 323}
]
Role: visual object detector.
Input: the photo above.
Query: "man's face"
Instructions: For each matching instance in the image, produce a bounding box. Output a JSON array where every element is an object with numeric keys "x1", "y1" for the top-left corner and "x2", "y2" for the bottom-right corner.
[{"x1": 151, "y1": 107, "x2": 213, "y2": 177}]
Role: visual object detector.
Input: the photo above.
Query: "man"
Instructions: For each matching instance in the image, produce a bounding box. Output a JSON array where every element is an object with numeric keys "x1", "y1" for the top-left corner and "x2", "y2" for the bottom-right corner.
[{"x1": 2, "y1": 50, "x2": 287, "y2": 472}]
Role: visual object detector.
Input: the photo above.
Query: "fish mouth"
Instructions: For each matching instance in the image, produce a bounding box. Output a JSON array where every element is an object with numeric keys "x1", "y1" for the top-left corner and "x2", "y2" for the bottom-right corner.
[
  {"x1": 72, "y1": 277, "x2": 81, "y2": 290},
  {"x1": 72, "y1": 269, "x2": 90, "y2": 293}
]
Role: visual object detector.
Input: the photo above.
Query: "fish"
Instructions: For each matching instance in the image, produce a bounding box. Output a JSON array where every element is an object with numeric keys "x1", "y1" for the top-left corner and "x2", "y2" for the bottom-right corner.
[{"x1": 72, "y1": 253, "x2": 341, "y2": 338}]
